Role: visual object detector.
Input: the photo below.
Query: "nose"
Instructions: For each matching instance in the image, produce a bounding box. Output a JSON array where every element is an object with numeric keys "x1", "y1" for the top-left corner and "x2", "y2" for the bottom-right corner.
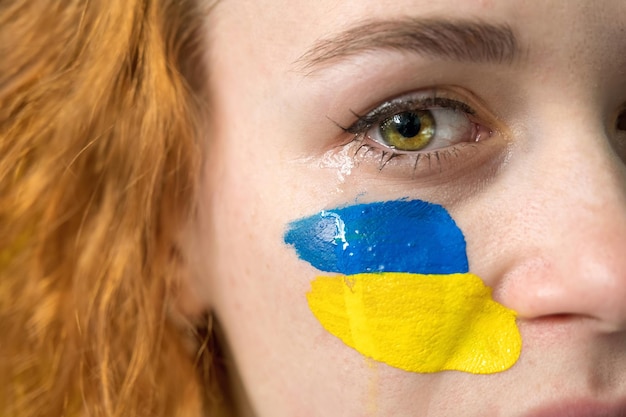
[{"x1": 493, "y1": 112, "x2": 626, "y2": 333}]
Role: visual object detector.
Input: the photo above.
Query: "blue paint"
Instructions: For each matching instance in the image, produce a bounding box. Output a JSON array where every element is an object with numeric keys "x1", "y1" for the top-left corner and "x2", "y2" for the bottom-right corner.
[{"x1": 284, "y1": 199, "x2": 468, "y2": 275}]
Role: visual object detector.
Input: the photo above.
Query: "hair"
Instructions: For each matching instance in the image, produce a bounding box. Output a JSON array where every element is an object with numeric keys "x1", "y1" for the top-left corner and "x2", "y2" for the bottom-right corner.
[{"x1": 0, "y1": 1, "x2": 228, "y2": 416}]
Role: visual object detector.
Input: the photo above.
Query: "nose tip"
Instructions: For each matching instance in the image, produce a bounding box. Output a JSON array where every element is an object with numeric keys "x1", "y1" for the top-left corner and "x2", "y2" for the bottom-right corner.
[
  {"x1": 492, "y1": 173, "x2": 626, "y2": 332},
  {"x1": 498, "y1": 252, "x2": 626, "y2": 332},
  {"x1": 488, "y1": 119, "x2": 626, "y2": 333}
]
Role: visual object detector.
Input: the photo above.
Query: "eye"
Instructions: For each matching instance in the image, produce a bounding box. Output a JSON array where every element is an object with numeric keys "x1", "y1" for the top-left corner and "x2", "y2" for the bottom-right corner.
[
  {"x1": 371, "y1": 107, "x2": 476, "y2": 152},
  {"x1": 345, "y1": 94, "x2": 492, "y2": 156}
]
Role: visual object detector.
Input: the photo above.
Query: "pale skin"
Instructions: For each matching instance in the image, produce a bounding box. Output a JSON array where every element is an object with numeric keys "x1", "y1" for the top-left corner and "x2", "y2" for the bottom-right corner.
[{"x1": 185, "y1": 0, "x2": 626, "y2": 415}]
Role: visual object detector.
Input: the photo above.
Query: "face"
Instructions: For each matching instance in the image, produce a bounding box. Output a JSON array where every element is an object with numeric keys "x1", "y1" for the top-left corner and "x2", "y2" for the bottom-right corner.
[{"x1": 190, "y1": 0, "x2": 626, "y2": 415}]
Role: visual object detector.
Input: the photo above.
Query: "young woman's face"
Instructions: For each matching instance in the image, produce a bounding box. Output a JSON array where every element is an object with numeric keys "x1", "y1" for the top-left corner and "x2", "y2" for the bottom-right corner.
[{"x1": 193, "y1": 0, "x2": 626, "y2": 415}]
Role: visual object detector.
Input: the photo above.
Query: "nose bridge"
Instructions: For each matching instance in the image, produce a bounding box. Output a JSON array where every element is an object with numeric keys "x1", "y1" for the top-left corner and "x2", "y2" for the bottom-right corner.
[
  {"x1": 538, "y1": 110, "x2": 626, "y2": 230},
  {"x1": 497, "y1": 109, "x2": 626, "y2": 330},
  {"x1": 542, "y1": 134, "x2": 626, "y2": 235}
]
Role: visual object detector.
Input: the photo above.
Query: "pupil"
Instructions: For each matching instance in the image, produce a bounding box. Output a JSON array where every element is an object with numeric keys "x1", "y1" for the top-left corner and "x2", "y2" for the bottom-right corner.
[{"x1": 393, "y1": 112, "x2": 422, "y2": 138}]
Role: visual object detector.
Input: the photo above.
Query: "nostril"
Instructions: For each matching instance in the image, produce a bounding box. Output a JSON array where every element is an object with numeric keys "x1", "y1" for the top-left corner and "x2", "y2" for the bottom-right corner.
[{"x1": 618, "y1": 109, "x2": 626, "y2": 131}]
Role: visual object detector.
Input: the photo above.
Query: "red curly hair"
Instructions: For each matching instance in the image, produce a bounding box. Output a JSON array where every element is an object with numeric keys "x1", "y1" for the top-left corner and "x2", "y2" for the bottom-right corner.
[{"x1": 0, "y1": 0, "x2": 229, "y2": 415}]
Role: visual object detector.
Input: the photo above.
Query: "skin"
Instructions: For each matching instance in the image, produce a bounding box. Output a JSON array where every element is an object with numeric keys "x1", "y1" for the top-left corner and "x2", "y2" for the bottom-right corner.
[{"x1": 187, "y1": 0, "x2": 626, "y2": 415}]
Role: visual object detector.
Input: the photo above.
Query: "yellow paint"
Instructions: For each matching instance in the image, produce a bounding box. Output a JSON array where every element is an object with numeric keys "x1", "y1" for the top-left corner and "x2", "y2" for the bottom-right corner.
[{"x1": 307, "y1": 272, "x2": 521, "y2": 374}]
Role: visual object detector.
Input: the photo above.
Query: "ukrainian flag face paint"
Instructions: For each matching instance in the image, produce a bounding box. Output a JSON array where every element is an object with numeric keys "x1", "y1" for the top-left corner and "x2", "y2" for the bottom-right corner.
[{"x1": 284, "y1": 200, "x2": 521, "y2": 374}]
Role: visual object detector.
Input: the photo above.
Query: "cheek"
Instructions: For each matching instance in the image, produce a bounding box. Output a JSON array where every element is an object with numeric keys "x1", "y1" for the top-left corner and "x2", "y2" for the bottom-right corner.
[
  {"x1": 203, "y1": 157, "x2": 323, "y2": 359},
  {"x1": 284, "y1": 199, "x2": 521, "y2": 375},
  {"x1": 306, "y1": 272, "x2": 520, "y2": 374},
  {"x1": 205, "y1": 182, "x2": 383, "y2": 413}
]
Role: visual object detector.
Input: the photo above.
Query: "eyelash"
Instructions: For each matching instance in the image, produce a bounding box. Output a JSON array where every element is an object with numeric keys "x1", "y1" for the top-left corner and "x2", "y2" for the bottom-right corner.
[{"x1": 341, "y1": 94, "x2": 492, "y2": 173}]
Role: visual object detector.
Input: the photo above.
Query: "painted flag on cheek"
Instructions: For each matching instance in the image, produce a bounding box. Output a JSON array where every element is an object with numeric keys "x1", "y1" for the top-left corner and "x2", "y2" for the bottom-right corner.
[{"x1": 284, "y1": 199, "x2": 521, "y2": 374}]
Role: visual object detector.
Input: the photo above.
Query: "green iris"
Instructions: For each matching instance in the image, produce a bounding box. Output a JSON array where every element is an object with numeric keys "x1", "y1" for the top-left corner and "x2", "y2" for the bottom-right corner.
[{"x1": 379, "y1": 110, "x2": 436, "y2": 151}]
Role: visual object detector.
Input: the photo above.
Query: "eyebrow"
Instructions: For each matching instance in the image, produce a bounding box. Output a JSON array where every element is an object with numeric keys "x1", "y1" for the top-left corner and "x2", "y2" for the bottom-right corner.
[{"x1": 296, "y1": 18, "x2": 519, "y2": 72}]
